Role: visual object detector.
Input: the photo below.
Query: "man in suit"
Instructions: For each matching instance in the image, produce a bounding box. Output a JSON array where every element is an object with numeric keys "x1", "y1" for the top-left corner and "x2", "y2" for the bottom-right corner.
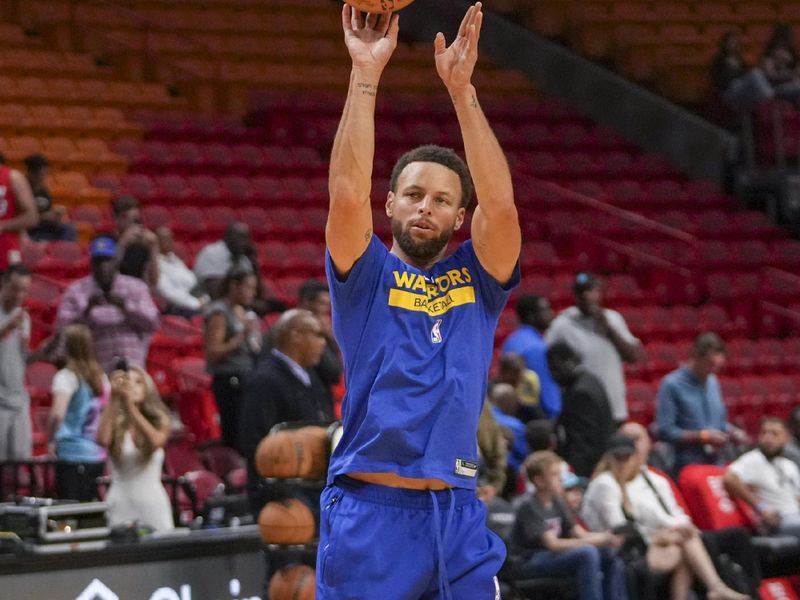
[{"x1": 239, "y1": 309, "x2": 333, "y2": 513}]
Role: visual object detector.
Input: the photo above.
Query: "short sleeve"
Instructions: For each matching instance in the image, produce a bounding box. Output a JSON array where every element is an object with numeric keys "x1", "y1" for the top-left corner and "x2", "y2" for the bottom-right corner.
[
  {"x1": 51, "y1": 369, "x2": 80, "y2": 397},
  {"x1": 460, "y1": 241, "x2": 520, "y2": 316},
  {"x1": 728, "y1": 452, "x2": 760, "y2": 484},
  {"x1": 607, "y1": 310, "x2": 639, "y2": 345},
  {"x1": 325, "y1": 236, "x2": 388, "y2": 305}
]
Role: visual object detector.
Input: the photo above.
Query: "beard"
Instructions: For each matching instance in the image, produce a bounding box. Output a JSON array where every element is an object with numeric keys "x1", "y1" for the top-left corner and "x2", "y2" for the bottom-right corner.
[
  {"x1": 760, "y1": 445, "x2": 783, "y2": 460},
  {"x1": 391, "y1": 218, "x2": 453, "y2": 261}
]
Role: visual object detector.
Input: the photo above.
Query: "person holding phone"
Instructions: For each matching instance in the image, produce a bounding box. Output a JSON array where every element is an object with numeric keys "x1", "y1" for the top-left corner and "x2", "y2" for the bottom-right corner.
[
  {"x1": 56, "y1": 236, "x2": 160, "y2": 373},
  {"x1": 96, "y1": 364, "x2": 173, "y2": 532}
]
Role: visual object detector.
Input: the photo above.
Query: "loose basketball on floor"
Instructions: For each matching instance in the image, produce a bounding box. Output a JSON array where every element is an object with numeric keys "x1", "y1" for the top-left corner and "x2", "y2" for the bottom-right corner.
[
  {"x1": 258, "y1": 498, "x2": 316, "y2": 544},
  {"x1": 268, "y1": 564, "x2": 316, "y2": 600}
]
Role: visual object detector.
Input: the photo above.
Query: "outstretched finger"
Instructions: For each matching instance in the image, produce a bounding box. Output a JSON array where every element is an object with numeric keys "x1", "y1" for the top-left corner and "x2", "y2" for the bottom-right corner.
[
  {"x1": 387, "y1": 13, "x2": 400, "y2": 41},
  {"x1": 470, "y1": 11, "x2": 483, "y2": 44},
  {"x1": 342, "y1": 3, "x2": 352, "y2": 32},
  {"x1": 457, "y1": 4, "x2": 474, "y2": 39},
  {"x1": 352, "y1": 7, "x2": 365, "y2": 30},
  {"x1": 376, "y1": 11, "x2": 391, "y2": 35},
  {"x1": 434, "y1": 31, "x2": 446, "y2": 54}
]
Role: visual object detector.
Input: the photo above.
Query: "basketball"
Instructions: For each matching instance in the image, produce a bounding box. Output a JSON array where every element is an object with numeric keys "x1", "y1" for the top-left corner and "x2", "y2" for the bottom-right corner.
[
  {"x1": 343, "y1": 0, "x2": 416, "y2": 14},
  {"x1": 258, "y1": 498, "x2": 316, "y2": 545},
  {"x1": 255, "y1": 430, "x2": 304, "y2": 478},
  {"x1": 294, "y1": 426, "x2": 329, "y2": 479},
  {"x1": 268, "y1": 564, "x2": 316, "y2": 600}
]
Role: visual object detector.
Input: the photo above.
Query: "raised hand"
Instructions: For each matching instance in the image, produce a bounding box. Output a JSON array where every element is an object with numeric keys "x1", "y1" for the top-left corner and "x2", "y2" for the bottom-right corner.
[
  {"x1": 342, "y1": 5, "x2": 399, "y2": 75},
  {"x1": 435, "y1": 2, "x2": 483, "y2": 92}
]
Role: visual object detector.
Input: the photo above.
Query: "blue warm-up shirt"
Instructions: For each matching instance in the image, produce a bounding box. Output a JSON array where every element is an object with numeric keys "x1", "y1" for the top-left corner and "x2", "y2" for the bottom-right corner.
[{"x1": 326, "y1": 236, "x2": 519, "y2": 489}]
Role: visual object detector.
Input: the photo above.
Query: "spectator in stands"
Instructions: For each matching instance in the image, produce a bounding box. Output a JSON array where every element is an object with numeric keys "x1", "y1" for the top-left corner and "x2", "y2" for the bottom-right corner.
[
  {"x1": 503, "y1": 294, "x2": 561, "y2": 419},
  {"x1": 785, "y1": 406, "x2": 800, "y2": 470},
  {"x1": 0, "y1": 158, "x2": 38, "y2": 273},
  {"x1": 0, "y1": 264, "x2": 32, "y2": 460},
  {"x1": 155, "y1": 225, "x2": 207, "y2": 319},
  {"x1": 97, "y1": 366, "x2": 173, "y2": 532},
  {"x1": 711, "y1": 31, "x2": 774, "y2": 113},
  {"x1": 112, "y1": 196, "x2": 159, "y2": 288},
  {"x1": 489, "y1": 382, "x2": 530, "y2": 488},
  {"x1": 525, "y1": 418, "x2": 556, "y2": 453},
  {"x1": 760, "y1": 23, "x2": 800, "y2": 107},
  {"x1": 204, "y1": 268, "x2": 261, "y2": 450},
  {"x1": 622, "y1": 422, "x2": 762, "y2": 598},
  {"x1": 295, "y1": 279, "x2": 342, "y2": 397},
  {"x1": 496, "y1": 352, "x2": 544, "y2": 422},
  {"x1": 547, "y1": 341, "x2": 615, "y2": 478},
  {"x1": 48, "y1": 324, "x2": 109, "y2": 502},
  {"x1": 582, "y1": 433, "x2": 750, "y2": 600},
  {"x1": 56, "y1": 236, "x2": 160, "y2": 373},
  {"x1": 724, "y1": 417, "x2": 800, "y2": 539},
  {"x1": 547, "y1": 273, "x2": 641, "y2": 425},
  {"x1": 239, "y1": 309, "x2": 331, "y2": 513},
  {"x1": 510, "y1": 450, "x2": 628, "y2": 600},
  {"x1": 193, "y1": 223, "x2": 255, "y2": 301},
  {"x1": 24, "y1": 154, "x2": 76, "y2": 242},
  {"x1": 655, "y1": 332, "x2": 746, "y2": 475},
  {"x1": 477, "y1": 401, "x2": 508, "y2": 503}
]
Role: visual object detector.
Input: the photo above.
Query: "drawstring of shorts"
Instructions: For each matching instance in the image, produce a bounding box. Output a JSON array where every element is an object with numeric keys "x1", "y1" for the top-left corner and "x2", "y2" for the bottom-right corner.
[{"x1": 429, "y1": 488, "x2": 456, "y2": 600}]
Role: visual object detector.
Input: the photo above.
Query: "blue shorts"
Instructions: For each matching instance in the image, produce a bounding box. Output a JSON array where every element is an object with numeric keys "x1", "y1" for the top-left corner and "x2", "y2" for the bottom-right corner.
[{"x1": 316, "y1": 476, "x2": 505, "y2": 600}]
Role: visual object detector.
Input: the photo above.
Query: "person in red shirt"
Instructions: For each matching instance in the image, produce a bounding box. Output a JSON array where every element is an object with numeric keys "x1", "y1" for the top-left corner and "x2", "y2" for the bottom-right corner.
[{"x1": 0, "y1": 161, "x2": 38, "y2": 271}]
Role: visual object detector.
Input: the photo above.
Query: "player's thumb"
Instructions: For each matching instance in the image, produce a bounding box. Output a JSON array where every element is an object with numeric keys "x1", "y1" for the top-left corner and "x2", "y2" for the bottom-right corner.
[{"x1": 434, "y1": 32, "x2": 446, "y2": 53}]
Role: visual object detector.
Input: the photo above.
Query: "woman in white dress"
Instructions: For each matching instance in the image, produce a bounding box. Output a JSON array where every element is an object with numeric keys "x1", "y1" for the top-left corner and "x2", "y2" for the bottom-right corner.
[
  {"x1": 582, "y1": 433, "x2": 748, "y2": 600},
  {"x1": 97, "y1": 365, "x2": 174, "y2": 532}
]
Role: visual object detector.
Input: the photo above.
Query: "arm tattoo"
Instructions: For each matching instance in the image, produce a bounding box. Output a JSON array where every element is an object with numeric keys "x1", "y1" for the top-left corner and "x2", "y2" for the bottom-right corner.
[
  {"x1": 470, "y1": 95, "x2": 478, "y2": 108},
  {"x1": 357, "y1": 82, "x2": 377, "y2": 97},
  {"x1": 364, "y1": 228, "x2": 372, "y2": 241}
]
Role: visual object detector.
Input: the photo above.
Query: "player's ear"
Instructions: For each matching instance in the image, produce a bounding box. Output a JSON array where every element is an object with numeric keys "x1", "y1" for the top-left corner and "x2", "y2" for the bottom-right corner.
[
  {"x1": 385, "y1": 191, "x2": 395, "y2": 217},
  {"x1": 454, "y1": 206, "x2": 465, "y2": 230}
]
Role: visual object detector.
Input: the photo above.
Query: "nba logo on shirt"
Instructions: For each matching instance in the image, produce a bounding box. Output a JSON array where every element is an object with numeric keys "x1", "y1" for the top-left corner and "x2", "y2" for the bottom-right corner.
[{"x1": 430, "y1": 319, "x2": 443, "y2": 344}]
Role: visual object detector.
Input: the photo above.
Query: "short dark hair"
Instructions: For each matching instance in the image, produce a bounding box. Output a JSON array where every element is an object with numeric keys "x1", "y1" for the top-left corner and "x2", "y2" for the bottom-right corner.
[
  {"x1": 389, "y1": 145, "x2": 473, "y2": 208},
  {"x1": 525, "y1": 419, "x2": 554, "y2": 452},
  {"x1": 2, "y1": 263, "x2": 31, "y2": 282},
  {"x1": 220, "y1": 267, "x2": 255, "y2": 297},
  {"x1": 298, "y1": 279, "x2": 328, "y2": 305},
  {"x1": 692, "y1": 332, "x2": 726, "y2": 357},
  {"x1": 516, "y1": 294, "x2": 544, "y2": 322},
  {"x1": 546, "y1": 340, "x2": 581, "y2": 364},
  {"x1": 24, "y1": 153, "x2": 48, "y2": 171},
  {"x1": 112, "y1": 195, "x2": 139, "y2": 217},
  {"x1": 761, "y1": 416, "x2": 787, "y2": 430}
]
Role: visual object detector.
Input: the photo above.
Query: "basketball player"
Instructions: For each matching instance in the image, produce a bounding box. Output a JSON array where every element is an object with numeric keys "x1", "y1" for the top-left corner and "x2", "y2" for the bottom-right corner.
[
  {"x1": 318, "y1": 4, "x2": 520, "y2": 598},
  {"x1": 0, "y1": 161, "x2": 38, "y2": 273}
]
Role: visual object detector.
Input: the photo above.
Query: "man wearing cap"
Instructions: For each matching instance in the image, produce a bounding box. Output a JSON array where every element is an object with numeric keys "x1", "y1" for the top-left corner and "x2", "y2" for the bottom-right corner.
[
  {"x1": 56, "y1": 236, "x2": 159, "y2": 372},
  {"x1": 546, "y1": 273, "x2": 641, "y2": 424}
]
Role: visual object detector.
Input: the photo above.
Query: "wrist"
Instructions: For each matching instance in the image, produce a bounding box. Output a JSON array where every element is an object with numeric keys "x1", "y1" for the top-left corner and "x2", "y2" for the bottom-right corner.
[
  {"x1": 351, "y1": 66, "x2": 382, "y2": 86},
  {"x1": 448, "y1": 83, "x2": 476, "y2": 102},
  {"x1": 699, "y1": 429, "x2": 710, "y2": 443}
]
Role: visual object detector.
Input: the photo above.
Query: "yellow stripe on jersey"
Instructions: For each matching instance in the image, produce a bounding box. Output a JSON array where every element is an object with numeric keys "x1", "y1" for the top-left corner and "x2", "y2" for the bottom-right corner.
[{"x1": 388, "y1": 286, "x2": 476, "y2": 316}]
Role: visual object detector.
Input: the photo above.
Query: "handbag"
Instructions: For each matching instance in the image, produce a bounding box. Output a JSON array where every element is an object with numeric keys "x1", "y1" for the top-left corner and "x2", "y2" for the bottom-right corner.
[{"x1": 612, "y1": 520, "x2": 648, "y2": 561}]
